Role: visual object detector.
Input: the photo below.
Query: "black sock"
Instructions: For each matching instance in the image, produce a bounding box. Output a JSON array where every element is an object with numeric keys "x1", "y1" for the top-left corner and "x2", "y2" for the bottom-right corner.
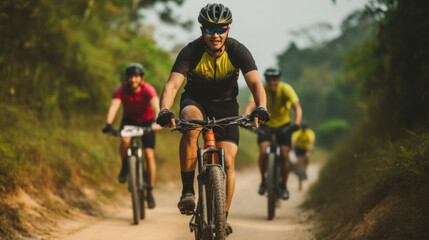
[
  {"x1": 226, "y1": 211, "x2": 229, "y2": 220},
  {"x1": 147, "y1": 186, "x2": 153, "y2": 192},
  {"x1": 181, "y1": 171, "x2": 195, "y2": 195}
]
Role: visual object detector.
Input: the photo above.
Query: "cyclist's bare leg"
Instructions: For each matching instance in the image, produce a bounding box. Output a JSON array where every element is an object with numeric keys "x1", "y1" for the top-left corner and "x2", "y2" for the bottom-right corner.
[
  {"x1": 177, "y1": 106, "x2": 203, "y2": 213},
  {"x1": 279, "y1": 145, "x2": 291, "y2": 186},
  {"x1": 179, "y1": 105, "x2": 203, "y2": 171},
  {"x1": 143, "y1": 148, "x2": 156, "y2": 187},
  {"x1": 120, "y1": 137, "x2": 132, "y2": 161},
  {"x1": 258, "y1": 141, "x2": 270, "y2": 180},
  {"x1": 304, "y1": 151, "x2": 311, "y2": 170},
  {"x1": 216, "y1": 141, "x2": 238, "y2": 212}
]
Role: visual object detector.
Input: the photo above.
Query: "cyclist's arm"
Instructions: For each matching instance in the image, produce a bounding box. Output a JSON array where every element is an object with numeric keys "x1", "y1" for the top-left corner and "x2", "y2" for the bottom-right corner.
[
  {"x1": 106, "y1": 98, "x2": 121, "y2": 124},
  {"x1": 244, "y1": 70, "x2": 267, "y2": 126},
  {"x1": 150, "y1": 96, "x2": 163, "y2": 131},
  {"x1": 291, "y1": 102, "x2": 302, "y2": 126},
  {"x1": 150, "y1": 96, "x2": 160, "y2": 120},
  {"x1": 308, "y1": 140, "x2": 315, "y2": 151},
  {"x1": 243, "y1": 99, "x2": 256, "y2": 115},
  {"x1": 308, "y1": 131, "x2": 315, "y2": 151},
  {"x1": 291, "y1": 137, "x2": 296, "y2": 149},
  {"x1": 159, "y1": 72, "x2": 185, "y2": 127}
]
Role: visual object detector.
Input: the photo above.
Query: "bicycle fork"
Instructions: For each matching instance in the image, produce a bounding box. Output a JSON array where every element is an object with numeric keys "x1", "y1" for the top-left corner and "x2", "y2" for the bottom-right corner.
[
  {"x1": 189, "y1": 138, "x2": 226, "y2": 234},
  {"x1": 127, "y1": 138, "x2": 144, "y2": 192}
]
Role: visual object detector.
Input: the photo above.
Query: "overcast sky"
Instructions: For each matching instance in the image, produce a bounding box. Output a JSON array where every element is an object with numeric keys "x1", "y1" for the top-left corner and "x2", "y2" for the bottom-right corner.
[{"x1": 142, "y1": 0, "x2": 367, "y2": 85}]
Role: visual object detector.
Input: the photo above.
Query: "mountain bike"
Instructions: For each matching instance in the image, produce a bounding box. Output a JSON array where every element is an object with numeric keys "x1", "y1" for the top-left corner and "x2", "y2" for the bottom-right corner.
[
  {"x1": 173, "y1": 115, "x2": 253, "y2": 240},
  {"x1": 111, "y1": 125, "x2": 151, "y2": 224},
  {"x1": 258, "y1": 125, "x2": 296, "y2": 220}
]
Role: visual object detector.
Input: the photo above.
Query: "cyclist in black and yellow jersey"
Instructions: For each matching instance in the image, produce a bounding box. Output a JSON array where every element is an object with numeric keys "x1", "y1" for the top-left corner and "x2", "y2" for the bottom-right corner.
[
  {"x1": 156, "y1": 3, "x2": 269, "y2": 235},
  {"x1": 292, "y1": 120, "x2": 315, "y2": 179},
  {"x1": 244, "y1": 67, "x2": 302, "y2": 200}
]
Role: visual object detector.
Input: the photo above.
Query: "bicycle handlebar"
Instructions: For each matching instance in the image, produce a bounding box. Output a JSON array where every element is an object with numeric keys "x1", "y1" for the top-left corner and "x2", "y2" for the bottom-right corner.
[
  {"x1": 173, "y1": 115, "x2": 255, "y2": 133},
  {"x1": 109, "y1": 125, "x2": 152, "y2": 137}
]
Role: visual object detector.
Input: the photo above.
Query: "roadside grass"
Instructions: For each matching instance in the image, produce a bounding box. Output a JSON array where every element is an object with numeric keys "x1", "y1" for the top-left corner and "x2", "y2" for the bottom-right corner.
[
  {"x1": 236, "y1": 129, "x2": 259, "y2": 169},
  {"x1": 305, "y1": 125, "x2": 429, "y2": 239},
  {"x1": 0, "y1": 204, "x2": 29, "y2": 240}
]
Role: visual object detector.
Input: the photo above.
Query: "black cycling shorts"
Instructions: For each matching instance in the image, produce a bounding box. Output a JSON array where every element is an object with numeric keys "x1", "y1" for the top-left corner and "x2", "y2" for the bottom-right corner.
[
  {"x1": 257, "y1": 123, "x2": 292, "y2": 147},
  {"x1": 120, "y1": 119, "x2": 155, "y2": 149},
  {"x1": 294, "y1": 147, "x2": 308, "y2": 156},
  {"x1": 180, "y1": 96, "x2": 239, "y2": 145}
]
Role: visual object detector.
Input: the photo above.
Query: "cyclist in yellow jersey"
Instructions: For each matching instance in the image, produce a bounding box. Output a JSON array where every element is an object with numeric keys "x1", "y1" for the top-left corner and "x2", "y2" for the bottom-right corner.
[
  {"x1": 244, "y1": 67, "x2": 302, "y2": 200},
  {"x1": 292, "y1": 120, "x2": 315, "y2": 179}
]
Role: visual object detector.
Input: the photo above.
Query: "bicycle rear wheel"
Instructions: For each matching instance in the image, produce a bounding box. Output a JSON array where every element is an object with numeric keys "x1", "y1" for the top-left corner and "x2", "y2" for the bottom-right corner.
[
  {"x1": 266, "y1": 152, "x2": 277, "y2": 220},
  {"x1": 128, "y1": 156, "x2": 139, "y2": 224},
  {"x1": 137, "y1": 158, "x2": 145, "y2": 219},
  {"x1": 206, "y1": 166, "x2": 226, "y2": 240}
]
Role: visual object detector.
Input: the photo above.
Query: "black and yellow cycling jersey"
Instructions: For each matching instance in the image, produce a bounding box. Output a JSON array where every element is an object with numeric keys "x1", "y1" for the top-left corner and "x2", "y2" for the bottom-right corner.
[{"x1": 171, "y1": 37, "x2": 257, "y2": 102}]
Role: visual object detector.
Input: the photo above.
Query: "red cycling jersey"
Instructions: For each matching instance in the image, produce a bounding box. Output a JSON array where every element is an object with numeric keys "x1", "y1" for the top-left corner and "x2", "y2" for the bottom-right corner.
[{"x1": 114, "y1": 82, "x2": 157, "y2": 122}]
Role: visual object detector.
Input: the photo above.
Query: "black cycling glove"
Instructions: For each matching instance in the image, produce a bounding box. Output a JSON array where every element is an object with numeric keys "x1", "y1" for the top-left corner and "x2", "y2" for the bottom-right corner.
[
  {"x1": 102, "y1": 124, "x2": 113, "y2": 133},
  {"x1": 290, "y1": 124, "x2": 300, "y2": 132},
  {"x1": 157, "y1": 109, "x2": 175, "y2": 127},
  {"x1": 251, "y1": 106, "x2": 271, "y2": 122},
  {"x1": 282, "y1": 124, "x2": 299, "y2": 135}
]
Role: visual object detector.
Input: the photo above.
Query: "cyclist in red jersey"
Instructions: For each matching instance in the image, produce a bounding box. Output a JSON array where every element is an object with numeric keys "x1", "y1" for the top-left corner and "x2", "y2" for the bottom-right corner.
[
  {"x1": 156, "y1": 4, "x2": 269, "y2": 235},
  {"x1": 102, "y1": 63, "x2": 162, "y2": 209}
]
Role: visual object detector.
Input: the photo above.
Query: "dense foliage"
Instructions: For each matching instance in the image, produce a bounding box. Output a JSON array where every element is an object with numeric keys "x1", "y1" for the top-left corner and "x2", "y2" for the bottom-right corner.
[
  {"x1": 307, "y1": 1, "x2": 429, "y2": 238},
  {"x1": 0, "y1": 0, "x2": 184, "y2": 115},
  {"x1": 344, "y1": 0, "x2": 429, "y2": 137},
  {"x1": 276, "y1": 10, "x2": 376, "y2": 147}
]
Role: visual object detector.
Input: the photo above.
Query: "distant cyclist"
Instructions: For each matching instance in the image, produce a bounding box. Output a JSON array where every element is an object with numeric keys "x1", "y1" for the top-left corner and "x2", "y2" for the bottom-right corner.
[
  {"x1": 292, "y1": 120, "x2": 315, "y2": 179},
  {"x1": 102, "y1": 63, "x2": 162, "y2": 209},
  {"x1": 244, "y1": 67, "x2": 302, "y2": 200},
  {"x1": 156, "y1": 3, "x2": 269, "y2": 235}
]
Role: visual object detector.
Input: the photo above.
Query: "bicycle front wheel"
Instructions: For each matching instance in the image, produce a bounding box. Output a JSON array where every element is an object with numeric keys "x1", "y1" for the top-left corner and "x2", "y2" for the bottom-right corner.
[
  {"x1": 137, "y1": 158, "x2": 145, "y2": 220},
  {"x1": 206, "y1": 166, "x2": 227, "y2": 240},
  {"x1": 266, "y1": 152, "x2": 277, "y2": 220},
  {"x1": 128, "y1": 156, "x2": 139, "y2": 224},
  {"x1": 298, "y1": 156, "x2": 305, "y2": 191}
]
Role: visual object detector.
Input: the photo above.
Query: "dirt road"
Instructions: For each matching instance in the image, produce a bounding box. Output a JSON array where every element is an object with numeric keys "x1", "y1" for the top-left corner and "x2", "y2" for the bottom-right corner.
[{"x1": 63, "y1": 164, "x2": 318, "y2": 240}]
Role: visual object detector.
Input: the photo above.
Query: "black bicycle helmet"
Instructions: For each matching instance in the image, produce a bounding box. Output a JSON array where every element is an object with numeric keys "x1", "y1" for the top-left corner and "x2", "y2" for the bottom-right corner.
[
  {"x1": 198, "y1": 3, "x2": 232, "y2": 26},
  {"x1": 125, "y1": 63, "x2": 145, "y2": 78},
  {"x1": 264, "y1": 67, "x2": 281, "y2": 77},
  {"x1": 301, "y1": 120, "x2": 309, "y2": 128}
]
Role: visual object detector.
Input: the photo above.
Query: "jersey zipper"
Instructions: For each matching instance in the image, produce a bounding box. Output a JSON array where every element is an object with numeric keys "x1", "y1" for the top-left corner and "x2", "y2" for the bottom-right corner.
[{"x1": 213, "y1": 57, "x2": 217, "y2": 80}]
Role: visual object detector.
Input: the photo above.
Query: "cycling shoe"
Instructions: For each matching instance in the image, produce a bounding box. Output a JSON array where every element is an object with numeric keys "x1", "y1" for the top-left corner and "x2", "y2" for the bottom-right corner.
[
  {"x1": 258, "y1": 180, "x2": 267, "y2": 195},
  {"x1": 178, "y1": 193, "x2": 195, "y2": 215},
  {"x1": 280, "y1": 186, "x2": 290, "y2": 200},
  {"x1": 117, "y1": 163, "x2": 128, "y2": 184},
  {"x1": 147, "y1": 191, "x2": 156, "y2": 209},
  {"x1": 226, "y1": 222, "x2": 233, "y2": 236}
]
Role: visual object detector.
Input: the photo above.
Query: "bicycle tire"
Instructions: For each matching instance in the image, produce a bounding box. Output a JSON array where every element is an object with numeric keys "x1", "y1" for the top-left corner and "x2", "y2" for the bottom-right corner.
[
  {"x1": 137, "y1": 158, "x2": 145, "y2": 219},
  {"x1": 206, "y1": 167, "x2": 227, "y2": 240},
  {"x1": 298, "y1": 155, "x2": 305, "y2": 191},
  {"x1": 128, "y1": 156, "x2": 139, "y2": 224},
  {"x1": 266, "y1": 152, "x2": 277, "y2": 220}
]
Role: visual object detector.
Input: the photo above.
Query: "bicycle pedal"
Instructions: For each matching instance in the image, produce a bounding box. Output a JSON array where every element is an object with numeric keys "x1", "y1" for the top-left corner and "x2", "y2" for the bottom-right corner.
[{"x1": 180, "y1": 209, "x2": 194, "y2": 215}]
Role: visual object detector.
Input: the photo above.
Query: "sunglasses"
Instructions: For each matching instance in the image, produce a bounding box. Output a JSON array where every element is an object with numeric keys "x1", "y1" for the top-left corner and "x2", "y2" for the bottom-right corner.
[{"x1": 204, "y1": 27, "x2": 228, "y2": 35}]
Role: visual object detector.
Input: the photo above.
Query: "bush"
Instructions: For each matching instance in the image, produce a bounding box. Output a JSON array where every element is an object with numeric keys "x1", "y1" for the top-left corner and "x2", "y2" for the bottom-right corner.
[{"x1": 316, "y1": 119, "x2": 349, "y2": 149}]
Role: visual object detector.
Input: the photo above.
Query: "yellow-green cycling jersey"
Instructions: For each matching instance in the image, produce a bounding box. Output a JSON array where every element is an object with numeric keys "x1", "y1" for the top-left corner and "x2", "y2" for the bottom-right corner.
[
  {"x1": 292, "y1": 129, "x2": 315, "y2": 150},
  {"x1": 252, "y1": 82, "x2": 299, "y2": 127}
]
